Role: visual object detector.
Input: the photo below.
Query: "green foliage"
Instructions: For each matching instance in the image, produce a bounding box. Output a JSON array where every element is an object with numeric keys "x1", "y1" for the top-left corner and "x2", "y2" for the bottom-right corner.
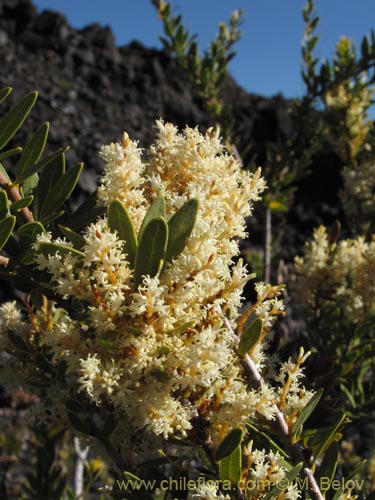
[{"x1": 156, "y1": 1, "x2": 242, "y2": 124}]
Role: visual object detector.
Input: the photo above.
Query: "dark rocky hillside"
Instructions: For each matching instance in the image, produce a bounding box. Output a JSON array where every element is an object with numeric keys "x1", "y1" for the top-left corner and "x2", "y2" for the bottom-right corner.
[
  {"x1": 0, "y1": 0, "x2": 342, "y2": 260},
  {"x1": 0, "y1": 0, "x2": 293, "y2": 190}
]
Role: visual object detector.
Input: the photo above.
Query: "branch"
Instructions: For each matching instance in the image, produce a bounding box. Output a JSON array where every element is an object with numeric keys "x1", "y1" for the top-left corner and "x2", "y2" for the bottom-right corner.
[
  {"x1": 0, "y1": 172, "x2": 34, "y2": 223},
  {"x1": 218, "y1": 307, "x2": 325, "y2": 500},
  {"x1": 73, "y1": 436, "x2": 89, "y2": 499},
  {"x1": 0, "y1": 255, "x2": 9, "y2": 266}
]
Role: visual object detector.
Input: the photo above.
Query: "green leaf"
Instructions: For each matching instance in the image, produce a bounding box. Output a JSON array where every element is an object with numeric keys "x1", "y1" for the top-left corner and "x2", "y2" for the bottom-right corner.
[
  {"x1": 150, "y1": 368, "x2": 171, "y2": 383},
  {"x1": 58, "y1": 225, "x2": 86, "y2": 250},
  {"x1": 69, "y1": 190, "x2": 105, "y2": 230},
  {"x1": 215, "y1": 427, "x2": 243, "y2": 461},
  {"x1": 262, "y1": 463, "x2": 303, "y2": 500},
  {"x1": 102, "y1": 414, "x2": 117, "y2": 438},
  {"x1": 0, "y1": 91, "x2": 38, "y2": 150},
  {"x1": 165, "y1": 198, "x2": 198, "y2": 262},
  {"x1": 15, "y1": 122, "x2": 49, "y2": 182},
  {"x1": 0, "y1": 146, "x2": 22, "y2": 161},
  {"x1": 0, "y1": 190, "x2": 8, "y2": 218},
  {"x1": 8, "y1": 331, "x2": 29, "y2": 352},
  {"x1": 40, "y1": 163, "x2": 83, "y2": 219},
  {"x1": 34, "y1": 151, "x2": 65, "y2": 219},
  {"x1": 108, "y1": 199, "x2": 138, "y2": 266},
  {"x1": 219, "y1": 444, "x2": 242, "y2": 485},
  {"x1": 134, "y1": 217, "x2": 168, "y2": 288},
  {"x1": 10, "y1": 195, "x2": 34, "y2": 211},
  {"x1": 238, "y1": 317, "x2": 264, "y2": 356},
  {"x1": 19, "y1": 221, "x2": 46, "y2": 264},
  {"x1": 67, "y1": 412, "x2": 91, "y2": 435},
  {"x1": 0, "y1": 215, "x2": 16, "y2": 251},
  {"x1": 316, "y1": 442, "x2": 338, "y2": 493},
  {"x1": 0, "y1": 87, "x2": 12, "y2": 106},
  {"x1": 311, "y1": 414, "x2": 346, "y2": 467},
  {"x1": 19, "y1": 221, "x2": 45, "y2": 239},
  {"x1": 22, "y1": 172, "x2": 39, "y2": 195},
  {"x1": 138, "y1": 195, "x2": 166, "y2": 241},
  {"x1": 0, "y1": 162, "x2": 11, "y2": 182},
  {"x1": 292, "y1": 388, "x2": 324, "y2": 437},
  {"x1": 38, "y1": 241, "x2": 85, "y2": 260},
  {"x1": 245, "y1": 423, "x2": 289, "y2": 458}
]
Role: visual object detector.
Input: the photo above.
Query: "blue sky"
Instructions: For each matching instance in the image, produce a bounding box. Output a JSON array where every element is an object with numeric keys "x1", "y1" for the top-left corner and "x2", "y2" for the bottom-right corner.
[{"x1": 32, "y1": 0, "x2": 374, "y2": 99}]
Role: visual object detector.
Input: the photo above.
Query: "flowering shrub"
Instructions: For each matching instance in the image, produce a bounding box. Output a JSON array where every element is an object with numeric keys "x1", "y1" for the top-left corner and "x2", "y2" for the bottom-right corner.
[{"x1": 0, "y1": 91, "x2": 347, "y2": 499}]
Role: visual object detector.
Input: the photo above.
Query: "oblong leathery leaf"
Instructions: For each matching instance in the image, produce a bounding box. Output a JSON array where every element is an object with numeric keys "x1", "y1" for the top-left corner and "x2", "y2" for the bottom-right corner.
[
  {"x1": 165, "y1": 198, "x2": 198, "y2": 262},
  {"x1": 58, "y1": 225, "x2": 86, "y2": 250},
  {"x1": 0, "y1": 146, "x2": 22, "y2": 161},
  {"x1": 0, "y1": 190, "x2": 8, "y2": 218},
  {"x1": 38, "y1": 241, "x2": 85, "y2": 260},
  {"x1": 134, "y1": 217, "x2": 168, "y2": 288},
  {"x1": 0, "y1": 215, "x2": 16, "y2": 251},
  {"x1": 238, "y1": 317, "x2": 264, "y2": 356},
  {"x1": 0, "y1": 91, "x2": 38, "y2": 150},
  {"x1": 10, "y1": 195, "x2": 34, "y2": 211},
  {"x1": 16, "y1": 122, "x2": 49, "y2": 182},
  {"x1": 108, "y1": 199, "x2": 137, "y2": 266},
  {"x1": 0, "y1": 87, "x2": 12, "y2": 106},
  {"x1": 215, "y1": 427, "x2": 243, "y2": 461},
  {"x1": 138, "y1": 195, "x2": 166, "y2": 241},
  {"x1": 219, "y1": 444, "x2": 242, "y2": 485},
  {"x1": 40, "y1": 162, "x2": 82, "y2": 219}
]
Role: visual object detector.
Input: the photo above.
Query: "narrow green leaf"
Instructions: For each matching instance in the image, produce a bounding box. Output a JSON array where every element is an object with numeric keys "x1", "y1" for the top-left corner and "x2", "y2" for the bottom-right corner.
[
  {"x1": 219, "y1": 444, "x2": 242, "y2": 485},
  {"x1": 311, "y1": 414, "x2": 346, "y2": 467},
  {"x1": 108, "y1": 199, "x2": 138, "y2": 266},
  {"x1": 67, "y1": 412, "x2": 91, "y2": 435},
  {"x1": 69, "y1": 190, "x2": 105, "y2": 230},
  {"x1": 316, "y1": 442, "x2": 338, "y2": 493},
  {"x1": 0, "y1": 87, "x2": 12, "y2": 106},
  {"x1": 58, "y1": 225, "x2": 86, "y2": 250},
  {"x1": 38, "y1": 241, "x2": 85, "y2": 260},
  {"x1": 165, "y1": 198, "x2": 198, "y2": 262},
  {"x1": 0, "y1": 162, "x2": 11, "y2": 182},
  {"x1": 0, "y1": 215, "x2": 16, "y2": 251},
  {"x1": 262, "y1": 463, "x2": 303, "y2": 500},
  {"x1": 245, "y1": 423, "x2": 289, "y2": 458},
  {"x1": 10, "y1": 195, "x2": 34, "y2": 211},
  {"x1": 19, "y1": 221, "x2": 46, "y2": 263},
  {"x1": 8, "y1": 331, "x2": 29, "y2": 352},
  {"x1": 150, "y1": 368, "x2": 171, "y2": 383},
  {"x1": 0, "y1": 190, "x2": 8, "y2": 218},
  {"x1": 0, "y1": 146, "x2": 22, "y2": 161},
  {"x1": 102, "y1": 414, "x2": 117, "y2": 438},
  {"x1": 40, "y1": 162, "x2": 83, "y2": 219},
  {"x1": 34, "y1": 152, "x2": 65, "y2": 218},
  {"x1": 15, "y1": 122, "x2": 49, "y2": 182},
  {"x1": 22, "y1": 172, "x2": 39, "y2": 195},
  {"x1": 292, "y1": 388, "x2": 324, "y2": 437},
  {"x1": 238, "y1": 317, "x2": 264, "y2": 356},
  {"x1": 138, "y1": 195, "x2": 166, "y2": 241},
  {"x1": 0, "y1": 91, "x2": 38, "y2": 150},
  {"x1": 134, "y1": 217, "x2": 168, "y2": 288},
  {"x1": 19, "y1": 221, "x2": 45, "y2": 238},
  {"x1": 215, "y1": 427, "x2": 243, "y2": 461}
]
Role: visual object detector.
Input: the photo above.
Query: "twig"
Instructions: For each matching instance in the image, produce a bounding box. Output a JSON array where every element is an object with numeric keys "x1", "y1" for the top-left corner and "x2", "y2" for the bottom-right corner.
[
  {"x1": 73, "y1": 436, "x2": 89, "y2": 499},
  {"x1": 264, "y1": 207, "x2": 272, "y2": 283},
  {"x1": 0, "y1": 172, "x2": 34, "y2": 223},
  {"x1": 0, "y1": 255, "x2": 9, "y2": 266},
  {"x1": 304, "y1": 467, "x2": 325, "y2": 500},
  {"x1": 218, "y1": 307, "x2": 325, "y2": 500}
]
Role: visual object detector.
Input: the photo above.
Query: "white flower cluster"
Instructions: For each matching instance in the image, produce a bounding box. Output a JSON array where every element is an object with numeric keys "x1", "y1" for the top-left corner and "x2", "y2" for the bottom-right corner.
[
  {"x1": 0, "y1": 122, "x2": 313, "y2": 480},
  {"x1": 294, "y1": 225, "x2": 375, "y2": 323}
]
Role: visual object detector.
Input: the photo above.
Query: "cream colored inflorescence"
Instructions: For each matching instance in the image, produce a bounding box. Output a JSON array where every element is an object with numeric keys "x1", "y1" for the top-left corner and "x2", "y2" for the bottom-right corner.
[
  {"x1": 1, "y1": 121, "x2": 312, "y2": 472},
  {"x1": 294, "y1": 225, "x2": 375, "y2": 322}
]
